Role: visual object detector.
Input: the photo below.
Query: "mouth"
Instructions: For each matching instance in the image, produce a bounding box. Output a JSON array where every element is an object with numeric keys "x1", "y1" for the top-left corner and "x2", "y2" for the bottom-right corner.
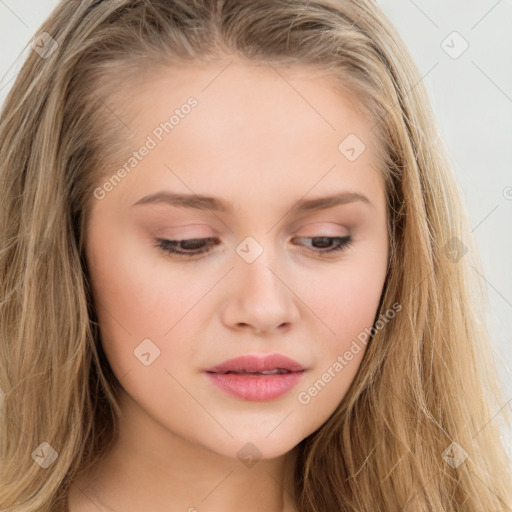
[
  {"x1": 204, "y1": 369, "x2": 306, "y2": 401},
  {"x1": 207, "y1": 368, "x2": 301, "y2": 375},
  {"x1": 204, "y1": 353, "x2": 306, "y2": 374},
  {"x1": 203, "y1": 353, "x2": 307, "y2": 401}
]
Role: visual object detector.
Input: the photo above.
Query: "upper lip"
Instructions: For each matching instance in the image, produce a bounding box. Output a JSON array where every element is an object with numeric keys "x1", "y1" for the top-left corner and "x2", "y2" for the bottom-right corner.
[{"x1": 204, "y1": 353, "x2": 306, "y2": 373}]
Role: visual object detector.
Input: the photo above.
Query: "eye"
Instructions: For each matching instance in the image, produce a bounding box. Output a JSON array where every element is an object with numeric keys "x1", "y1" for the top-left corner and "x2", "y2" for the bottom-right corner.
[
  {"x1": 153, "y1": 237, "x2": 219, "y2": 259},
  {"x1": 154, "y1": 235, "x2": 353, "y2": 259},
  {"x1": 292, "y1": 236, "x2": 353, "y2": 257}
]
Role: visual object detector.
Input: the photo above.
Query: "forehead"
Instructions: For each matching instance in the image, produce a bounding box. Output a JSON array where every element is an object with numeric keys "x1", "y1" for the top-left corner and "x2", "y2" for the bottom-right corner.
[
  {"x1": 99, "y1": 59, "x2": 385, "y2": 212},
  {"x1": 116, "y1": 58, "x2": 379, "y2": 146}
]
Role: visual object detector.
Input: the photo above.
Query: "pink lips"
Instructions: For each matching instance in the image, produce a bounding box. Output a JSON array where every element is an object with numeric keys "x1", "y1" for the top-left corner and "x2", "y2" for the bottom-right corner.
[{"x1": 203, "y1": 353, "x2": 307, "y2": 401}]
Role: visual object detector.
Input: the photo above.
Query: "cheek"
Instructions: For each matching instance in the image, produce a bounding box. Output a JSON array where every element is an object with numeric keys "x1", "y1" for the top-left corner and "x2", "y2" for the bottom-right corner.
[
  {"x1": 293, "y1": 250, "x2": 386, "y2": 414},
  {"x1": 84, "y1": 223, "x2": 196, "y2": 375},
  {"x1": 308, "y1": 252, "x2": 387, "y2": 347},
  {"x1": 86, "y1": 236, "x2": 203, "y2": 414}
]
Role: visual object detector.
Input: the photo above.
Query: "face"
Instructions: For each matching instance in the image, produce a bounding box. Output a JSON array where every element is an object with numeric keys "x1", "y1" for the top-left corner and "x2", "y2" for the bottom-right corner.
[{"x1": 84, "y1": 59, "x2": 389, "y2": 461}]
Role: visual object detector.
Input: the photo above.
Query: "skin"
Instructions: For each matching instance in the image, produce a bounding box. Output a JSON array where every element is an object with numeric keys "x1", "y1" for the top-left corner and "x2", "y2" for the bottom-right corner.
[{"x1": 68, "y1": 58, "x2": 389, "y2": 512}]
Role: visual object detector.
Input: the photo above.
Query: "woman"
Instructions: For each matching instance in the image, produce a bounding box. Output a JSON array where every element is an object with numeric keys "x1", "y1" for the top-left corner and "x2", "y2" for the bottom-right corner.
[{"x1": 0, "y1": 0, "x2": 511, "y2": 511}]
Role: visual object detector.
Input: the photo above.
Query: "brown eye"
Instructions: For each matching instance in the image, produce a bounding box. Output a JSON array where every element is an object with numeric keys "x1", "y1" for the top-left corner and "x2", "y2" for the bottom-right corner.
[
  {"x1": 292, "y1": 236, "x2": 353, "y2": 255},
  {"x1": 153, "y1": 235, "x2": 352, "y2": 260},
  {"x1": 154, "y1": 237, "x2": 219, "y2": 258}
]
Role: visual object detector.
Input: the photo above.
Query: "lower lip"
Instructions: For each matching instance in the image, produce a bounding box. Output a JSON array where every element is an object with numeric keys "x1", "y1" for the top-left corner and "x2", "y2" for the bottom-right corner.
[{"x1": 204, "y1": 371, "x2": 305, "y2": 401}]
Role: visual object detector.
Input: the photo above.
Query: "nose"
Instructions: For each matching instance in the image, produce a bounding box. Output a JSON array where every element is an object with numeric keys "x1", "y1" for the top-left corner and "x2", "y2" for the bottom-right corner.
[{"x1": 220, "y1": 245, "x2": 301, "y2": 335}]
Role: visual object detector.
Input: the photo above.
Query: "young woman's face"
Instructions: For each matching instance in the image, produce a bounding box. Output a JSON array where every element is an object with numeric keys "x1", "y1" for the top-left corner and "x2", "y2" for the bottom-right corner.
[{"x1": 84, "y1": 60, "x2": 389, "y2": 461}]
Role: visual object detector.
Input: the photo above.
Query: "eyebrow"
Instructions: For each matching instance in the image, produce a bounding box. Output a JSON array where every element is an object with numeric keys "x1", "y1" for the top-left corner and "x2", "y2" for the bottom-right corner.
[{"x1": 132, "y1": 190, "x2": 372, "y2": 213}]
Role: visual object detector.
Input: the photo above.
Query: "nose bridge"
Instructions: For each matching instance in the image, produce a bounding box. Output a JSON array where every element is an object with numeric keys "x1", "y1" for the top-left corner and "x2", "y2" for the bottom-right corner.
[
  {"x1": 222, "y1": 233, "x2": 300, "y2": 331},
  {"x1": 235, "y1": 233, "x2": 285, "y2": 299}
]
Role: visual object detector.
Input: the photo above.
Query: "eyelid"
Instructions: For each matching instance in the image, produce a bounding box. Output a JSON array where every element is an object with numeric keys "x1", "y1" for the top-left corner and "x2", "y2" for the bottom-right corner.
[
  {"x1": 298, "y1": 224, "x2": 349, "y2": 236},
  {"x1": 289, "y1": 219, "x2": 351, "y2": 237},
  {"x1": 154, "y1": 224, "x2": 213, "y2": 237}
]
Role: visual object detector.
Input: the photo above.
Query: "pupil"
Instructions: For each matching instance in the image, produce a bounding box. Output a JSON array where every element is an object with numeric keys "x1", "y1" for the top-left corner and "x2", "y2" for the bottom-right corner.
[
  {"x1": 313, "y1": 237, "x2": 331, "y2": 248},
  {"x1": 181, "y1": 239, "x2": 205, "y2": 250}
]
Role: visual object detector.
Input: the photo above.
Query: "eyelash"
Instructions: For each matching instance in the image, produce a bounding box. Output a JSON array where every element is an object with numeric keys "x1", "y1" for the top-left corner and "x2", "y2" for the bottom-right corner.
[{"x1": 153, "y1": 235, "x2": 353, "y2": 259}]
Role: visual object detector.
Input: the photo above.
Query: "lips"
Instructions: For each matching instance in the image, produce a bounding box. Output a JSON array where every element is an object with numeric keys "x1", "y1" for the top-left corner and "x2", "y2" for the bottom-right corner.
[
  {"x1": 204, "y1": 353, "x2": 306, "y2": 374},
  {"x1": 203, "y1": 353, "x2": 307, "y2": 401}
]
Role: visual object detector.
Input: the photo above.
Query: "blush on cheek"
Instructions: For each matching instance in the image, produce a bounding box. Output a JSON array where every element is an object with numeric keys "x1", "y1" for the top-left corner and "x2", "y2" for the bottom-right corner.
[{"x1": 310, "y1": 268, "x2": 383, "y2": 338}]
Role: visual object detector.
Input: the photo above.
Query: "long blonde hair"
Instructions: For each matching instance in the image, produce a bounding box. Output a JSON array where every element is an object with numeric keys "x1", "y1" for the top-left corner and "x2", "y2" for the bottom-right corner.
[{"x1": 1, "y1": 1, "x2": 511, "y2": 510}]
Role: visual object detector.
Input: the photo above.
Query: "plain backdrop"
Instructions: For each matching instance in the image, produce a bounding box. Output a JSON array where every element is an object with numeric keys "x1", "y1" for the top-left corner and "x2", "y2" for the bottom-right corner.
[{"x1": 1, "y1": 0, "x2": 511, "y2": 461}]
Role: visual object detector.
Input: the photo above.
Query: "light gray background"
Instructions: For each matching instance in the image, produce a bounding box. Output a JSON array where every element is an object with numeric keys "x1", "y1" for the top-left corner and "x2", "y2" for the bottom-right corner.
[{"x1": 1, "y1": 0, "x2": 511, "y2": 461}]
